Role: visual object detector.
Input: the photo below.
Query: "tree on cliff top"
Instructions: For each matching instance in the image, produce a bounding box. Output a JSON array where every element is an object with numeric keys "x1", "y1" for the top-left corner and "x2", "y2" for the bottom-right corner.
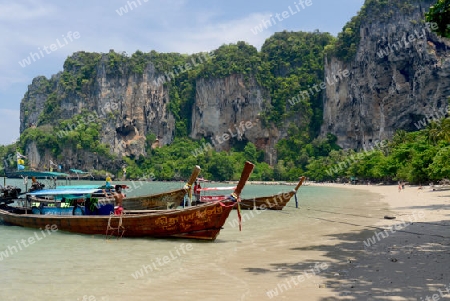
[{"x1": 426, "y1": 0, "x2": 450, "y2": 38}]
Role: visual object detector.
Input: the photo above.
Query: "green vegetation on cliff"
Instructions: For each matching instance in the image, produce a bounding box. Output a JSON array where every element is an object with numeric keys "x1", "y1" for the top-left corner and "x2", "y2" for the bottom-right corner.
[
  {"x1": 259, "y1": 31, "x2": 334, "y2": 127},
  {"x1": 197, "y1": 41, "x2": 260, "y2": 79},
  {"x1": 426, "y1": 0, "x2": 450, "y2": 38},
  {"x1": 19, "y1": 111, "x2": 112, "y2": 162},
  {"x1": 13, "y1": 35, "x2": 449, "y2": 183}
]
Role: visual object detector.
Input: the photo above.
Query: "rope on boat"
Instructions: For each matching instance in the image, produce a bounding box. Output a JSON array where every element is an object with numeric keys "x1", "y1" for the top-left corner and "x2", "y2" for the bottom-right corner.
[{"x1": 218, "y1": 193, "x2": 243, "y2": 231}]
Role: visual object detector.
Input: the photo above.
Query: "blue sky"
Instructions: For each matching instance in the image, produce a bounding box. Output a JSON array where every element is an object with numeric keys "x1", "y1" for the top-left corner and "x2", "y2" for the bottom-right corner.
[{"x1": 0, "y1": 0, "x2": 365, "y2": 145}]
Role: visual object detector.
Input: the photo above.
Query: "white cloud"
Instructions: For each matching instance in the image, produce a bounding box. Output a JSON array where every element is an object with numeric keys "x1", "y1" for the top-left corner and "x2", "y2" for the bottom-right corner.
[
  {"x1": 144, "y1": 13, "x2": 273, "y2": 54},
  {"x1": 0, "y1": 0, "x2": 56, "y2": 21}
]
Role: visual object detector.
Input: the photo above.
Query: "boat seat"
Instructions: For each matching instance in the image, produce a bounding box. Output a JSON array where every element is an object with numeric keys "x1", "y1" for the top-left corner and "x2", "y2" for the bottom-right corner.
[{"x1": 105, "y1": 212, "x2": 125, "y2": 239}]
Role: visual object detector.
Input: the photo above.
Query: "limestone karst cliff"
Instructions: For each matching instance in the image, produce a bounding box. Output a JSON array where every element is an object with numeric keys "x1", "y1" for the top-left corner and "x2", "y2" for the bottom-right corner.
[
  {"x1": 321, "y1": 0, "x2": 450, "y2": 150},
  {"x1": 20, "y1": 51, "x2": 176, "y2": 171},
  {"x1": 19, "y1": 50, "x2": 283, "y2": 171},
  {"x1": 190, "y1": 75, "x2": 281, "y2": 160},
  {"x1": 17, "y1": 0, "x2": 450, "y2": 174}
]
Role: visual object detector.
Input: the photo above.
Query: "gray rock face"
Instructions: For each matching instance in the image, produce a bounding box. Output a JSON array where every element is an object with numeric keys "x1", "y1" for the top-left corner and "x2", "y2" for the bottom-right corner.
[
  {"x1": 191, "y1": 74, "x2": 279, "y2": 155},
  {"x1": 20, "y1": 53, "x2": 176, "y2": 170},
  {"x1": 321, "y1": 2, "x2": 450, "y2": 150},
  {"x1": 20, "y1": 53, "x2": 285, "y2": 170},
  {"x1": 92, "y1": 56, "x2": 175, "y2": 157},
  {"x1": 20, "y1": 76, "x2": 55, "y2": 133}
]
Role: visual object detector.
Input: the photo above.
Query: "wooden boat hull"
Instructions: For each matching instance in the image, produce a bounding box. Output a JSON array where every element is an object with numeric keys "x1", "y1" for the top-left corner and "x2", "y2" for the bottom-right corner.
[
  {"x1": 0, "y1": 201, "x2": 235, "y2": 240},
  {"x1": 122, "y1": 188, "x2": 186, "y2": 210},
  {"x1": 239, "y1": 191, "x2": 295, "y2": 210}
]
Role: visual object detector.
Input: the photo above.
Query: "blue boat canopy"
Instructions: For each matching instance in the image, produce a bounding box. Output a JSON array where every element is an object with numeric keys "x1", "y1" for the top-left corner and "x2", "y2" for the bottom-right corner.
[
  {"x1": 28, "y1": 188, "x2": 102, "y2": 196},
  {"x1": 56, "y1": 185, "x2": 102, "y2": 190},
  {"x1": 15, "y1": 171, "x2": 70, "y2": 178},
  {"x1": 69, "y1": 169, "x2": 90, "y2": 174}
]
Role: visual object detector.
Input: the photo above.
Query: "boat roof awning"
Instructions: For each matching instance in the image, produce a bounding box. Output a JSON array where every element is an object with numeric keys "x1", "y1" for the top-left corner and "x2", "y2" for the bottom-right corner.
[
  {"x1": 16, "y1": 171, "x2": 70, "y2": 178},
  {"x1": 56, "y1": 185, "x2": 102, "y2": 190},
  {"x1": 69, "y1": 169, "x2": 89, "y2": 174},
  {"x1": 197, "y1": 186, "x2": 236, "y2": 191},
  {"x1": 28, "y1": 188, "x2": 102, "y2": 196}
]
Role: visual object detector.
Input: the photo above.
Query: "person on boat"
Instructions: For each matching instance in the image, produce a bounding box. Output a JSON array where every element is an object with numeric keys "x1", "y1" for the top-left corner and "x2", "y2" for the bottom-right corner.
[
  {"x1": 112, "y1": 185, "x2": 124, "y2": 215},
  {"x1": 30, "y1": 176, "x2": 44, "y2": 192},
  {"x1": 105, "y1": 176, "x2": 112, "y2": 190},
  {"x1": 183, "y1": 194, "x2": 191, "y2": 207},
  {"x1": 193, "y1": 181, "x2": 201, "y2": 204}
]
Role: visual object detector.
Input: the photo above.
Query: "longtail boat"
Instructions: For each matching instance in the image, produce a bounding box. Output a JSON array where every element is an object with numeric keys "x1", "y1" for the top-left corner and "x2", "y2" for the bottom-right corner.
[
  {"x1": 43, "y1": 166, "x2": 201, "y2": 210},
  {"x1": 240, "y1": 177, "x2": 306, "y2": 210},
  {"x1": 121, "y1": 166, "x2": 201, "y2": 210},
  {"x1": 0, "y1": 202, "x2": 232, "y2": 240},
  {"x1": 198, "y1": 176, "x2": 306, "y2": 210},
  {"x1": 0, "y1": 162, "x2": 255, "y2": 240}
]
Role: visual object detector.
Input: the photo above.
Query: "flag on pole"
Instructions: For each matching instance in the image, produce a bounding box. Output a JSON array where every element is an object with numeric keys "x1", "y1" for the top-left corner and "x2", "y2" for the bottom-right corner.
[
  {"x1": 16, "y1": 152, "x2": 27, "y2": 159},
  {"x1": 16, "y1": 152, "x2": 26, "y2": 170},
  {"x1": 49, "y1": 160, "x2": 58, "y2": 171}
]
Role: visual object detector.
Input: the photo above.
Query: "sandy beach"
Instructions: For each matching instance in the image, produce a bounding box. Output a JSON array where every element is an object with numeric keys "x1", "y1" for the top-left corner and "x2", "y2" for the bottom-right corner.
[{"x1": 304, "y1": 183, "x2": 450, "y2": 300}]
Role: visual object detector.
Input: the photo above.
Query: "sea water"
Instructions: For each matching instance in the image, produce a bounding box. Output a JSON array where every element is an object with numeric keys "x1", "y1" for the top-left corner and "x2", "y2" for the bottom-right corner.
[{"x1": 0, "y1": 179, "x2": 385, "y2": 301}]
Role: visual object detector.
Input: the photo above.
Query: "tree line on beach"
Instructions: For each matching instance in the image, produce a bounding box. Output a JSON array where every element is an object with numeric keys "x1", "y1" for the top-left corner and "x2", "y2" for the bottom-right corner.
[
  {"x1": 306, "y1": 116, "x2": 449, "y2": 184},
  {"x1": 3, "y1": 112, "x2": 447, "y2": 184},
  {"x1": 88, "y1": 113, "x2": 450, "y2": 184}
]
